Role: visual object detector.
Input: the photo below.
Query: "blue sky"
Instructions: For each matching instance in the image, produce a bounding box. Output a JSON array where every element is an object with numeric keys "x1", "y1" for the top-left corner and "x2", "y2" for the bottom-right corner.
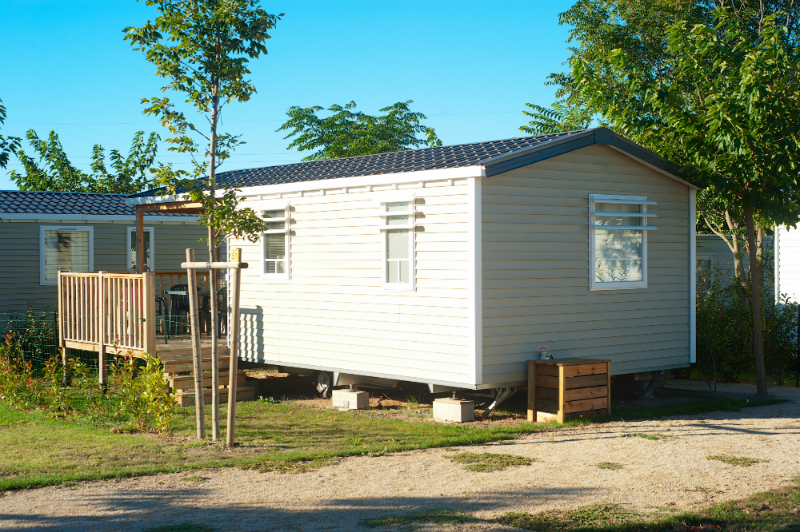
[{"x1": 0, "y1": 0, "x2": 574, "y2": 190}]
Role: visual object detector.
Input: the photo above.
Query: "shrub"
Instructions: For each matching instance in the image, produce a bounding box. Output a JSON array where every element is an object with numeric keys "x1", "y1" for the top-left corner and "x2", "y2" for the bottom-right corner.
[
  {"x1": 696, "y1": 257, "x2": 798, "y2": 384},
  {"x1": 0, "y1": 333, "x2": 43, "y2": 409},
  {"x1": 111, "y1": 353, "x2": 176, "y2": 433}
]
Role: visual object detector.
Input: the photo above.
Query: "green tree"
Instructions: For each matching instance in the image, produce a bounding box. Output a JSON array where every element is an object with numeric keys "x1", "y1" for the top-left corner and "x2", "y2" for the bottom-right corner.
[
  {"x1": 278, "y1": 100, "x2": 442, "y2": 161},
  {"x1": 125, "y1": 0, "x2": 281, "y2": 441},
  {"x1": 533, "y1": 0, "x2": 800, "y2": 395},
  {"x1": 9, "y1": 129, "x2": 159, "y2": 194},
  {"x1": 0, "y1": 98, "x2": 21, "y2": 169}
]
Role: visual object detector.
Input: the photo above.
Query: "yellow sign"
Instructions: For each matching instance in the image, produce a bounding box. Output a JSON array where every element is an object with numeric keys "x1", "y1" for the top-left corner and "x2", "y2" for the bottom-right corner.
[{"x1": 231, "y1": 249, "x2": 240, "y2": 263}]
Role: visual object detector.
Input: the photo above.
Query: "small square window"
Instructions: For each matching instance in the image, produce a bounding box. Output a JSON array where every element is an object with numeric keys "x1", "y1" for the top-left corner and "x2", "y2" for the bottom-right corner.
[
  {"x1": 40, "y1": 226, "x2": 94, "y2": 285},
  {"x1": 589, "y1": 195, "x2": 656, "y2": 290}
]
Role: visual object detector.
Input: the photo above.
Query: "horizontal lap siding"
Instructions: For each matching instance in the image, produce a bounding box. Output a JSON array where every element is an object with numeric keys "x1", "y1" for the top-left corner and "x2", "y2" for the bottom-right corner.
[
  {"x1": 233, "y1": 184, "x2": 472, "y2": 385},
  {"x1": 481, "y1": 144, "x2": 691, "y2": 382},
  {"x1": 777, "y1": 226, "x2": 800, "y2": 303},
  {"x1": 0, "y1": 220, "x2": 210, "y2": 313},
  {"x1": 696, "y1": 234, "x2": 771, "y2": 287}
]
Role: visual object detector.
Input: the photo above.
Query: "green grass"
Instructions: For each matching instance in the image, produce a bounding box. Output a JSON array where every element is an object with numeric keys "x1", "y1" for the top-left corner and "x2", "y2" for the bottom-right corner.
[
  {"x1": 360, "y1": 509, "x2": 480, "y2": 528},
  {"x1": 144, "y1": 525, "x2": 216, "y2": 532},
  {"x1": 498, "y1": 477, "x2": 800, "y2": 531},
  {"x1": 622, "y1": 433, "x2": 676, "y2": 441},
  {"x1": 707, "y1": 454, "x2": 768, "y2": 467},
  {"x1": 0, "y1": 388, "x2": 785, "y2": 491},
  {"x1": 0, "y1": 399, "x2": 558, "y2": 490},
  {"x1": 596, "y1": 462, "x2": 624, "y2": 470},
  {"x1": 500, "y1": 503, "x2": 637, "y2": 530},
  {"x1": 447, "y1": 452, "x2": 535, "y2": 472},
  {"x1": 365, "y1": 478, "x2": 800, "y2": 531},
  {"x1": 181, "y1": 475, "x2": 208, "y2": 482}
]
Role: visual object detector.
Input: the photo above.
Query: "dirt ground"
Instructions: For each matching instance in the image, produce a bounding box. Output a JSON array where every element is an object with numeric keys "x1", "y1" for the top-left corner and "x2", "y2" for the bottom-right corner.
[{"x1": 0, "y1": 379, "x2": 798, "y2": 532}]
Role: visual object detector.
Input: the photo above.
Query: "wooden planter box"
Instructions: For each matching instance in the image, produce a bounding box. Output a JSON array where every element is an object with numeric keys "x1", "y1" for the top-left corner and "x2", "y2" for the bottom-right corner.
[{"x1": 527, "y1": 358, "x2": 611, "y2": 423}]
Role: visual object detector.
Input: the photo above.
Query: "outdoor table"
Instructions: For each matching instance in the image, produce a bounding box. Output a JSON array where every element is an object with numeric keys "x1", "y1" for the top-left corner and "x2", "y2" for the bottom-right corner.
[{"x1": 165, "y1": 289, "x2": 211, "y2": 337}]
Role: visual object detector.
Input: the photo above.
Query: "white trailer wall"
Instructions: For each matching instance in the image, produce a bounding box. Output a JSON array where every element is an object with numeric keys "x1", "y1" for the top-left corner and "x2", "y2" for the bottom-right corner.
[{"x1": 232, "y1": 181, "x2": 474, "y2": 387}]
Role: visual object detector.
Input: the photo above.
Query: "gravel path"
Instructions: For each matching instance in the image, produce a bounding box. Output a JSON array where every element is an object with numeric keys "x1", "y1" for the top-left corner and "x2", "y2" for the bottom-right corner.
[{"x1": 1, "y1": 380, "x2": 799, "y2": 532}]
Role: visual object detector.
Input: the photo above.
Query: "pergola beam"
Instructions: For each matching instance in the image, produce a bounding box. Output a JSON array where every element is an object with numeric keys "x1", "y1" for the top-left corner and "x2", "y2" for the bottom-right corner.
[{"x1": 135, "y1": 201, "x2": 206, "y2": 273}]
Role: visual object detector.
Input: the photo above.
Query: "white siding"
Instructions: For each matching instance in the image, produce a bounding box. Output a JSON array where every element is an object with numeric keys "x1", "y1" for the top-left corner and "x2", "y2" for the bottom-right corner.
[
  {"x1": 696, "y1": 234, "x2": 772, "y2": 284},
  {"x1": 232, "y1": 183, "x2": 473, "y2": 386},
  {"x1": 481, "y1": 145, "x2": 692, "y2": 382},
  {"x1": 776, "y1": 225, "x2": 800, "y2": 304}
]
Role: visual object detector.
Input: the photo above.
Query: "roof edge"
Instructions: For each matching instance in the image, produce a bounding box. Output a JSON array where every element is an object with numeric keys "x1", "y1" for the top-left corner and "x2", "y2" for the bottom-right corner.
[{"x1": 482, "y1": 127, "x2": 699, "y2": 189}]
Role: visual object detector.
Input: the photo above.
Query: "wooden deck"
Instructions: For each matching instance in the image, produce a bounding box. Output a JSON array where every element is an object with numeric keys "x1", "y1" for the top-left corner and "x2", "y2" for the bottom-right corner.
[{"x1": 152, "y1": 336, "x2": 256, "y2": 407}]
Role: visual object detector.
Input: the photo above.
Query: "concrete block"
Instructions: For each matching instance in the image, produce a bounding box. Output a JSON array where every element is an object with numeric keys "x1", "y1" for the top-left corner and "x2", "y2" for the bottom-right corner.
[
  {"x1": 332, "y1": 389, "x2": 369, "y2": 410},
  {"x1": 433, "y1": 398, "x2": 474, "y2": 423}
]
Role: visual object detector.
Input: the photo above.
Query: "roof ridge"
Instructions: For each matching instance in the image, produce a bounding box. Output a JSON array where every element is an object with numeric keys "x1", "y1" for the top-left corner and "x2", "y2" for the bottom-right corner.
[
  {"x1": 0, "y1": 190, "x2": 128, "y2": 196},
  {"x1": 217, "y1": 129, "x2": 590, "y2": 176}
]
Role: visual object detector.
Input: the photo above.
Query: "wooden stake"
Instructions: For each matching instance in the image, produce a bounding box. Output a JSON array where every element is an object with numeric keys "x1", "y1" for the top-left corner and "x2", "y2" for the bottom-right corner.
[
  {"x1": 210, "y1": 266, "x2": 220, "y2": 442},
  {"x1": 97, "y1": 272, "x2": 106, "y2": 389},
  {"x1": 186, "y1": 248, "x2": 206, "y2": 439},
  {"x1": 526, "y1": 361, "x2": 536, "y2": 423},
  {"x1": 226, "y1": 248, "x2": 243, "y2": 447}
]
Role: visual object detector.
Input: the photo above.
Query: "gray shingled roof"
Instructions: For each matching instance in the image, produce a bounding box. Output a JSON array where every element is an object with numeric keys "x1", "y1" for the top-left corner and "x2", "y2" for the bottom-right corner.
[
  {"x1": 129, "y1": 128, "x2": 693, "y2": 199},
  {"x1": 130, "y1": 130, "x2": 587, "y2": 198},
  {"x1": 0, "y1": 190, "x2": 191, "y2": 216}
]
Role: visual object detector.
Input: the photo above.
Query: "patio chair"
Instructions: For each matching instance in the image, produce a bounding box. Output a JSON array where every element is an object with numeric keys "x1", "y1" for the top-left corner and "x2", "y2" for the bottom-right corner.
[
  {"x1": 167, "y1": 284, "x2": 191, "y2": 337},
  {"x1": 155, "y1": 296, "x2": 167, "y2": 344},
  {"x1": 216, "y1": 286, "x2": 227, "y2": 335}
]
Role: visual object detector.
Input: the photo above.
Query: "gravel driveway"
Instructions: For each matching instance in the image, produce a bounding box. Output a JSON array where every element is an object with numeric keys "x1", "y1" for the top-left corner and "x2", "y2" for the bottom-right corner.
[{"x1": 1, "y1": 380, "x2": 798, "y2": 532}]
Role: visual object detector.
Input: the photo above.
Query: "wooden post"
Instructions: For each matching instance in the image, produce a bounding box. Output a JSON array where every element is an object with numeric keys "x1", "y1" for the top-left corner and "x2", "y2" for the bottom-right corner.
[
  {"x1": 606, "y1": 361, "x2": 612, "y2": 416},
  {"x1": 186, "y1": 248, "x2": 206, "y2": 439},
  {"x1": 557, "y1": 365, "x2": 566, "y2": 424},
  {"x1": 527, "y1": 361, "x2": 536, "y2": 422},
  {"x1": 136, "y1": 207, "x2": 145, "y2": 274},
  {"x1": 57, "y1": 272, "x2": 69, "y2": 386},
  {"x1": 98, "y1": 272, "x2": 107, "y2": 389},
  {"x1": 142, "y1": 272, "x2": 157, "y2": 355},
  {"x1": 226, "y1": 249, "x2": 242, "y2": 447}
]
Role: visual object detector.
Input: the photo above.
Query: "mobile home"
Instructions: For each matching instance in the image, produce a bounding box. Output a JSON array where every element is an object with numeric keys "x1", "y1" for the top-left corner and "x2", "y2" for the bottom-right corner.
[
  {"x1": 0, "y1": 190, "x2": 210, "y2": 313},
  {"x1": 129, "y1": 128, "x2": 699, "y2": 396}
]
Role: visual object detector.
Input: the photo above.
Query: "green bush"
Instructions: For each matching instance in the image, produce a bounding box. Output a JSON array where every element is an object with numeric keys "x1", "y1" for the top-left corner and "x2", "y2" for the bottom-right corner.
[
  {"x1": 1, "y1": 337, "x2": 175, "y2": 433},
  {"x1": 0, "y1": 333, "x2": 44, "y2": 409},
  {"x1": 696, "y1": 259, "x2": 798, "y2": 384}
]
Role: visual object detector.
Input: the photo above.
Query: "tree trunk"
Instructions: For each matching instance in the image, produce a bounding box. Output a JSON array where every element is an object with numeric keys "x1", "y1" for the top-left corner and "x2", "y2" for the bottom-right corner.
[
  {"x1": 744, "y1": 207, "x2": 768, "y2": 396},
  {"x1": 724, "y1": 210, "x2": 749, "y2": 288},
  {"x1": 207, "y1": 82, "x2": 220, "y2": 441}
]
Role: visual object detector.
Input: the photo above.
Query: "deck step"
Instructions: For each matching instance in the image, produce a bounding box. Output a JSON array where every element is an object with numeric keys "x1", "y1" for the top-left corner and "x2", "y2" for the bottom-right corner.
[
  {"x1": 169, "y1": 371, "x2": 247, "y2": 390},
  {"x1": 174, "y1": 385, "x2": 256, "y2": 407},
  {"x1": 162, "y1": 357, "x2": 230, "y2": 373}
]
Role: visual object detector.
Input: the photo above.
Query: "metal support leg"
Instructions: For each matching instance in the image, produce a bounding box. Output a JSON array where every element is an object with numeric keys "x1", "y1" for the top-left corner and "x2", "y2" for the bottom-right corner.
[{"x1": 482, "y1": 388, "x2": 517, "y2": 419}]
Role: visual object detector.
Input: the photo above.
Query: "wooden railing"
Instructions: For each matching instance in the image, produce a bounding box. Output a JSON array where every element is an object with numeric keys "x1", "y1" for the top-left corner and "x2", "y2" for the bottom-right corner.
[
  {"x1": 154, "y1": 271, "x2": 210, "y2": 298},
  {"x1": 58, "y1": 272, "x2": 156, "y2": 356}
]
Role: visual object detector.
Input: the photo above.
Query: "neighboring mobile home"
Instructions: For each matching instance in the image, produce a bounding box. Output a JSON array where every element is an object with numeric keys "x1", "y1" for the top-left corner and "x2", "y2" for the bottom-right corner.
[
  {"x1": 0, "y1": 190, "x2": 210, "y2": 313},
  {"x1": 129, "y1": 128, "x2": 699, "y2": 395}
]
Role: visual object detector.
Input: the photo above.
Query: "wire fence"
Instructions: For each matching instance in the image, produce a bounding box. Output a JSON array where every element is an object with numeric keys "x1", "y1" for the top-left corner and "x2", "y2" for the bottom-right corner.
[{"x1": 1, "y1": 308, "x2": 214, "y2": 376}]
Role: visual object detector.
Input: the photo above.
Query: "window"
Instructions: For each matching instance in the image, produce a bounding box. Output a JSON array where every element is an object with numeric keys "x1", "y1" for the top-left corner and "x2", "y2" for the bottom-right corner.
[
  {"x1": 40, "y1": 226, "x2": 94, "y2": 284},
  {"x1": 380, "y1": 199, "x2": 416, "y2": 289},
  {"x1": 589, "y1": 194, "x2": 656, "y2": 290},
  {"x1": 262, "y1": 206, "x2": 289, "y2": 279},
  {"x1": 126, "y1": 227, "x2": 154, "y2": 272}
]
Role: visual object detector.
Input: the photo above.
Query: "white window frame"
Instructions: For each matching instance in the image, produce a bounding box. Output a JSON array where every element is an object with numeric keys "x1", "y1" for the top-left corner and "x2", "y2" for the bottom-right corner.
[
  {"x1": 126, "y1": 226, "x2": 155, "y2": 272},
  {"x1": 40, "y1": 225, "x2": 95, "y2": 285},
  {"x1": 588, "y1": 194, "x2": 656, "y2": 291},
  {"x1": 261, "y1": 202, "x2": 290, "y2": 281},
  {"x1": 379, "y1": 194, "x2": 417, "y2": 291}
]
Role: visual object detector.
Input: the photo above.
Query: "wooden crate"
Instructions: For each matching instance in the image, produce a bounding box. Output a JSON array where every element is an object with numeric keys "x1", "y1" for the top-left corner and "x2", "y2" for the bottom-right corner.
[{"x1": 527, "y1": 358, "x2": 611, "y2": 423}]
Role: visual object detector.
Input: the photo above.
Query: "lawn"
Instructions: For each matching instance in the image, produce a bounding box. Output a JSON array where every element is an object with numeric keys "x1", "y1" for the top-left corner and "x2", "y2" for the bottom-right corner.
[
  {"x1": 360, "y1": 477, "x2": 800, "y2": 531},
  {"x1": 0, "y1": 390, "x2": 783, "y2": 491}
]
